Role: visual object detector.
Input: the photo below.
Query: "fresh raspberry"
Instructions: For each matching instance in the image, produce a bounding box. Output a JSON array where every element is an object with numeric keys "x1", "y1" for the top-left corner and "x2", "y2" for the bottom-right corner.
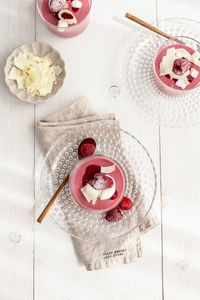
[
  {"x1": 173, "y1": 58, "x2": 192, "y2": 75},
  {"x1": 81, "y1": 138, "x2": 96, "y2": 147},
  {"x1": 92, "y1": 175, "x2": 106, "y2": 190},
  {"x1": 104, "y1": 176, "x2": 114, "y2": 188},
  {"x1": 60, "y1": 12, "x2": 74, "y2": 19},
  {"x1": 49, "y1": 0, "x2": 68, "y2": 13},
  {"x1": 110, "y1": 190, "x2": 118, "y2": 200},
  {"x1": 82, "y1": 165, "x2": 100, "y2": 186},
  {"x1": 54, "y1": 12, "x2": 60, "y2": 20},
  {"x1": 79, "y1": 143, "x2": 96, "y2": 158},
  {"x1": 93, "y1": 173, "x2": 114, "y2": 189},
  {"x1": 187, "y1": 75, "x2": 193, "y2": 83},
  {"x1": 72, "y1": 7, "x2": 79, "y2": 12},
  {"x1": 119, "y1": 197, "x2": 133, "y2": 210},
  {"x1": 78, "y1": 138, "x2": 96, "y2": 159},
  {"x1": 105, "y1": 207, "x2": 123, "y2": 222}
]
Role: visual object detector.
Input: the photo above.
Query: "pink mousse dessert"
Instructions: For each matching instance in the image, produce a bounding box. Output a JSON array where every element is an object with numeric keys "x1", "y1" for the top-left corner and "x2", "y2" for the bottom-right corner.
[
  {"x1": 69, "y1": 155, "x2": 126, "y2": 213},
  {"x1": 154, "y1": 42, "x2": 200, "y2": 91},
  {"x1": 37, "y1": 0, "x2": 92, "y2": 37}
]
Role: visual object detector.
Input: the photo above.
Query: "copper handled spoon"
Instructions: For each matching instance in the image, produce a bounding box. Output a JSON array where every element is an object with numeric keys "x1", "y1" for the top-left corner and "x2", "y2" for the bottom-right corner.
[
  {"x1": 37, "y1": 174, "x2": 70, "y2": 224},
  {"x1": 125, "y1": 12, "x2": 187, "y2": 46},
  {"x1": 37, "y1": 137, "x2": 96, "y2": 224},
  {"x1": 125, "y1": 12, "x2": 173, "y2": 39}
]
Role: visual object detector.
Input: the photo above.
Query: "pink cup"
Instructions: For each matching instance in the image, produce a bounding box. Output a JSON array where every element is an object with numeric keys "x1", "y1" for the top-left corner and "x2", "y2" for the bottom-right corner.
[
  {"x1": 37, "y1": 0, "x2": 92, "y2": 38},
  {"x1": 69, "y1": 155, "x2": 126, "y2": 213},
  {"x1": 153, "y1": 36, "x2": 200, "y2": 95}
]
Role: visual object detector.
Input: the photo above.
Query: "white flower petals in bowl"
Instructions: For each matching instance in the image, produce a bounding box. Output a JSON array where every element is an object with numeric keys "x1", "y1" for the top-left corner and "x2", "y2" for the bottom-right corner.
[{"x1": 4, "y1": 42, "x2": 65, "y2": 103}]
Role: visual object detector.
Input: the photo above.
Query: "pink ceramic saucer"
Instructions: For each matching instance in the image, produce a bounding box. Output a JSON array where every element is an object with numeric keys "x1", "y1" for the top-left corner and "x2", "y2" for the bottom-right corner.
[{"x1": 69, "y1": 155, "x2": 126, "y2": 213}]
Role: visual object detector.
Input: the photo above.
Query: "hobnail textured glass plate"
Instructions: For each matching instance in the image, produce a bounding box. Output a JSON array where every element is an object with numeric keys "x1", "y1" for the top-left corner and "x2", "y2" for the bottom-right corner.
[
  {"x1": 120, "y1": 18, "x2": 200, "y2": 127},
  {"x1": 35, "y1": 123, "x2": 157, "y2": 242}
]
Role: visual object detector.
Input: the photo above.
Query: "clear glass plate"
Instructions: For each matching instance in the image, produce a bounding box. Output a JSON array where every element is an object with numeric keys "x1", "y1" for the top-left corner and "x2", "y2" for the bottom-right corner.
[
  {"x1": 35, "y1": 123, "x2": 157, "y2": 242},
  {"x1": 120, "y1": 18, "x2": 200, "y2": 127}
]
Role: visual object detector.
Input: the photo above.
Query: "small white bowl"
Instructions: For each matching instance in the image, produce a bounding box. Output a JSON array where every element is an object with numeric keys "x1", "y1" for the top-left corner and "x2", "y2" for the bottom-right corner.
[{"x1": 4, "y1": 42, "x2": 65, "y2": 104}]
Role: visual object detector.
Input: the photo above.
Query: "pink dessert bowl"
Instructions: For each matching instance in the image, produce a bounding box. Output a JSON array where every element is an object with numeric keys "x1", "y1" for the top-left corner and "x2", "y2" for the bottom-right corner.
[
  {"x1": 69, "y1": 155, "x2": 127, "y2": 213},
  {"x1": 153, "y1": 36, "x2": 200, "y2": 95},
  {"x1": 36, "y1": 0, "x2": 92, "y2": 38}
]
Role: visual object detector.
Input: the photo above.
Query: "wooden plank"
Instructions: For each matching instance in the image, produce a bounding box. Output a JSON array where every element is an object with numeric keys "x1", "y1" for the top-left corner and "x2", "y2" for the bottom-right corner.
[
  {"x1": 157, "y1": 1, "x2": 200, "y2": 299},
  {"x1": 0, "y1": 1, "x2": 35, "y2": 300},
  {"x1": 35, "y1": 1, "x2": 162, "y2": 299},
  {"x1": 160, "y1": 127, "x2": 200, "y2": 300}
]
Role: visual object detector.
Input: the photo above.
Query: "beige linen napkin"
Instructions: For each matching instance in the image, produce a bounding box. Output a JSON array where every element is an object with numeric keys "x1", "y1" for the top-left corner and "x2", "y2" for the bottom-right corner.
[{"x1": 37, "y1": 97, "x2": 159, "y2": 271}]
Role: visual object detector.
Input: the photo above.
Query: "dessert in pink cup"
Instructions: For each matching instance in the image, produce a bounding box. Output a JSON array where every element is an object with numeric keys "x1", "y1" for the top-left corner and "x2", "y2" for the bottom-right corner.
[
  {"x1": 69, "y1": 155, "x2": 126, "y2": 213},
  {"x1": 37, "y1": 0, "x2": 92, "y2": 37},
  {"x1": 154, "y1": 37, "x2": 200, "y2": 92}
]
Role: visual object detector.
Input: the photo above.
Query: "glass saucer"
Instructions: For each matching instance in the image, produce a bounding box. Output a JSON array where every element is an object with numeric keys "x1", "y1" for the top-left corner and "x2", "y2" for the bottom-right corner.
[
  {"x1": 35, "y1": 123, "x2": 157, "y2": 242},
  {"x1": 120, "y1": 18, "x2": 200, "y2": 127}
]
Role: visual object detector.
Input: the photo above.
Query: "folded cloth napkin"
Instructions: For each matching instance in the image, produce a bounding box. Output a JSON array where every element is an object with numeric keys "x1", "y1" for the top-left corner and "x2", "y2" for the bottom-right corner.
[{"x1": 37, "y1": 97, "x2": 159, "y2": 271}]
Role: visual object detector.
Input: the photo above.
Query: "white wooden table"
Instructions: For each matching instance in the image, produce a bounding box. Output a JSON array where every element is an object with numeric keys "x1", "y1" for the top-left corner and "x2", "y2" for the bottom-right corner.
[{"x1": 1, "y1": 0, "x2": 200, "y2": 299}]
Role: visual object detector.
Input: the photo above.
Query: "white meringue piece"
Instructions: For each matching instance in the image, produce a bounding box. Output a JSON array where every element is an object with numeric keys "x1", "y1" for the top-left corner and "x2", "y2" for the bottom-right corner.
[{"x1": 71, "y1": 0, "x2": 83, "y2": 8}]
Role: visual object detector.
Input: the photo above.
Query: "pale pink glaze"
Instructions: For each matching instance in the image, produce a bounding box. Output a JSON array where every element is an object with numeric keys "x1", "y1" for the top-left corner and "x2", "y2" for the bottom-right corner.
[
  {"x1": 39, "y1": 0, "x2": 91, "y2": 37},
  {"x1": 69, "y1": 155, "x2": 126, "y2": 213},
  {"x1": 154, "y1": 44, "x2": 200, "y2": 90}
]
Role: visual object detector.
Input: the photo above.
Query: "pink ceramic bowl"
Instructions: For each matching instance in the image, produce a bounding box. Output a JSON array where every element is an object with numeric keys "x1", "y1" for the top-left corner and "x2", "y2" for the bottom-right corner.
[{"x1": 69, "y1": 155, "x2": 126, "y2": 213}]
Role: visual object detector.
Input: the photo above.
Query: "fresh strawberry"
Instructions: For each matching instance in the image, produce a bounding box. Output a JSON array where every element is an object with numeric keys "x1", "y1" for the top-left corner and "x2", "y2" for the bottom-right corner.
[
  {"x1": 79, "y1": 143, "x2": 96, "y2": 158},
  {"x1": 82, "y1": 165, "x2": 100, "y2": 186},
  {"x1": 105, "y1": 207, "x2": 123, "y2": 222},
  {"x1": 78, "y1": 138, "x2": 96, "y2": 159},
  {"x1": 119, "y1": 197, "x2": 133, "y2": 210}
]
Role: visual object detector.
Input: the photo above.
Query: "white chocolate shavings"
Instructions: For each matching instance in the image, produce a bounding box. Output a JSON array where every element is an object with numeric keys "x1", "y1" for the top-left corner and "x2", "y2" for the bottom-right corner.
[
  {"x1": 58, "y1": 19, "x2": 69, "y2": 28},
  {"x1": 100, "y1": 164, "x2": 115, "y2": 174},
  {"x1": 100, "y1": 178, "x2": 116, "y2": 201},
  {"x1": 192, "y1": 51, "x2": 200, "y2": 66},
  {"x1": 81, "y1": 183, "x2": 101, "y2": 205},
  {"x1": 175, "y1": 70, "x2": 190, "y2": 89},
  {"x1": 175, "y1": 48, "x2": 191, "y2": 61},
  {"x1": 71, "y1": 0, "x2": 83, "y2": 9},
  {"x1": 191, "y1": 68, "x2": 199, "y2": 78},
  {"x1": 159, "y1": 47, "x2": 200, "y2": 89},
  {"x1": 58, "y1": 9, "x2": 77, "y2": 25},
  {"x1": 160, "y1": 47, "x2": 176, "y2": 76},
  {"x1": 8, "y1": 52, "x2": 62, "y2": 97},
  {"x1": 81, "y1": 174, "x2": 116, "y2": 205}
]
